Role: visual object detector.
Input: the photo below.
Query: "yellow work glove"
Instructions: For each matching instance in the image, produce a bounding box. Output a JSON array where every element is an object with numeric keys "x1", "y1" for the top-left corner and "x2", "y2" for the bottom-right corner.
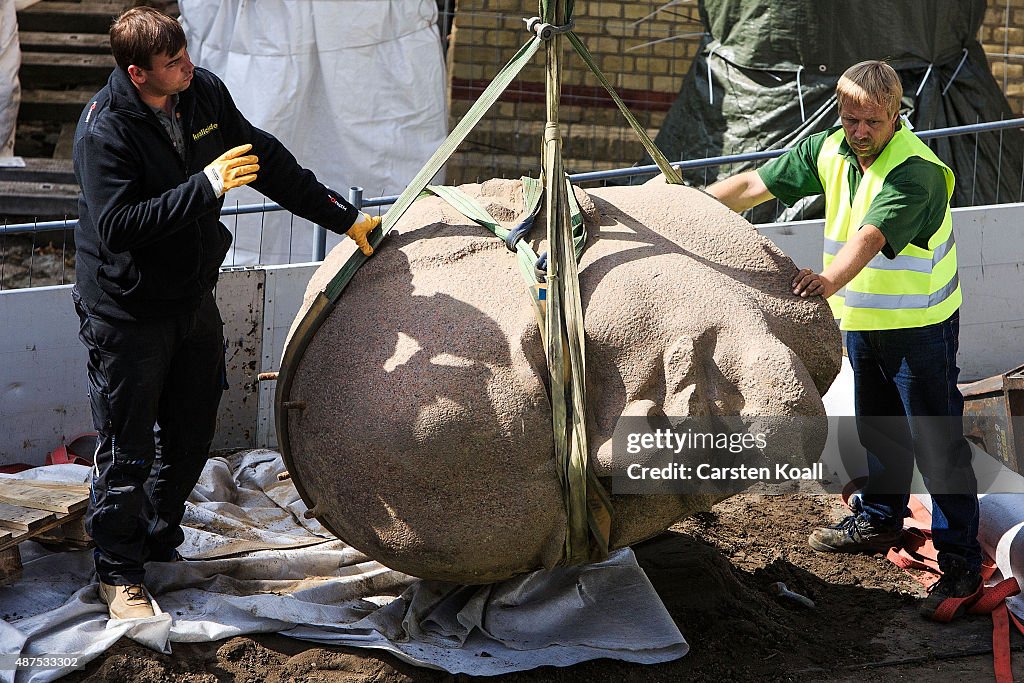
[
  {"x1": 346, "y1": 211, "x2": 380, "y2": 256},
  {"x1": 203, "y1": 144, "x2": 259, "y2": 198}
]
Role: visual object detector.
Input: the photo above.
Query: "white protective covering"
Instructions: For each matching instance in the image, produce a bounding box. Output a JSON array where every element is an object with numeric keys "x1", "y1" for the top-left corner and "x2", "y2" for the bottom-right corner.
[
  {"x1": 178, "y1": 0, "x2": 447, "y2": 264},
  {"x1": 0, "y1": 451, "x2": 688, "y2": 682},
  {"x1": 0, "y1": 0, "x2": 20, "y2": 157}
]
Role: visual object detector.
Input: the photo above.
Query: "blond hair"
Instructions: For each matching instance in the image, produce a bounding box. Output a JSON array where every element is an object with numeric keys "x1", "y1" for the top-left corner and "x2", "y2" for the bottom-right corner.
[{"x1": 836, "y1": 61, "x2": 902, "y2": 117}]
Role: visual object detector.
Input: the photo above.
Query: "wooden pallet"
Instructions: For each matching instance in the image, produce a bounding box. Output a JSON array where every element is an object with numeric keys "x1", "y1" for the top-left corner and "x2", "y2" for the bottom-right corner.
[
  {"x1": 0, "y1": 480, "x2": 92, "y2": 584},
  {"x1": 17, "y1": 1, "x2": 129, "y2": 34},
  {"x1": 11, "y1": 0, "x2": 134, "y2": 184},
  {"x1": 0, "y1": 179, "x2": 80, "y2": 216}
]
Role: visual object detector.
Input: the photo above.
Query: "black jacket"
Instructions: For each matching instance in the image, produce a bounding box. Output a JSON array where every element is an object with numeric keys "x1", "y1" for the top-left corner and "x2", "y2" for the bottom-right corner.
[{"x1": 73, "y1": 66, "x2": 359, "y2": 320}]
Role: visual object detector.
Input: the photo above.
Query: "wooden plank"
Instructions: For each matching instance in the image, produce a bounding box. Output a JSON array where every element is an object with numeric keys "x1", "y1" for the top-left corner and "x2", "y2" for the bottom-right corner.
[
  {"x1": 18, "y1": 2, "x2": 129, "y2": 33},
  {"x1": 0, "y1": 509, "x2": 85, "y2": 553},
  {"x1": 60, "y1": 516, "x2": 91, "y2": 542},
  {"x1": 53, "y1": 122, "x2": 76, "y2": 160},
  {"x1": 0, "y1": 480, "x2": 89, "y2": 514},
  {"x1": 0, "y1": 180, "x2": 79, "y2": 216},
  {"x1": 33, "y1": 524, "x2": 65, "y2": 544},
  {"x1": 0, "y1": 503, "x2": 55, "y2": 532},
  {"x1": 34, "y1": 517, "x2": 92, "y2": 548},
  {"x1": 21, "y1": 52, "x2": 115, "y2": 70},
  {"x1": 9, "y1": 479, "x2": 89, "y2": 494},
  {"x1": 0, "y1": 157, "x2": 76, "y2": 184},
  {"x1": 18, "y1": 31, "x2": 110, "y2": 53},
  {"x1": 0, "y1": 546, "x2": 22, "y2": 584},
  {"x1": 20, "y1": 52, "x2": 115, "y2": 88},
  {"x1": 20, "y1": 89, "x2": 94, "y2": 122}
]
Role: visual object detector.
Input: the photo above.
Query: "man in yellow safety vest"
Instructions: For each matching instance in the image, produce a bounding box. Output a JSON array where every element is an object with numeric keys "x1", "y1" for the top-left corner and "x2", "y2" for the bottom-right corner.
[{"x1": 704, "y1": 60, "x2": 982, "y2": 620}]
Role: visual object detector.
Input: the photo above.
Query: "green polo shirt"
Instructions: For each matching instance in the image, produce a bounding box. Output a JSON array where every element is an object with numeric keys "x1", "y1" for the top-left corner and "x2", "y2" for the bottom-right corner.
[{"x1": 757, "y1": 126, "x2": 949, "y2": 259}]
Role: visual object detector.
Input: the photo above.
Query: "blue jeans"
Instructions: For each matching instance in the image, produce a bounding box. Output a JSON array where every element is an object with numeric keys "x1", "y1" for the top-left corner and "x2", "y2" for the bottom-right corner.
[{"x1": 847, "y1": 311, "x2": 981, "y2": 573}]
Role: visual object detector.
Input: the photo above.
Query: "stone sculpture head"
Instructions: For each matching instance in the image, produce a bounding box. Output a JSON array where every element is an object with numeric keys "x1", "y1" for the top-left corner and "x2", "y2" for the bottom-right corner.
[{"x1": 284, "y1": 177, "x2": 841, "y2": 583}]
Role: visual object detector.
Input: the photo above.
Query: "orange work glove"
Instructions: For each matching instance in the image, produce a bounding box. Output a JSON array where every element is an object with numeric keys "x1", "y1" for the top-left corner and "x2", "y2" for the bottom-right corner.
[
  {"x1": 346, "y1": 211, "x2": 380, "y2": 256},
  {"x1": 203, "y1": 144, "x2": 259, "y2": 197}
]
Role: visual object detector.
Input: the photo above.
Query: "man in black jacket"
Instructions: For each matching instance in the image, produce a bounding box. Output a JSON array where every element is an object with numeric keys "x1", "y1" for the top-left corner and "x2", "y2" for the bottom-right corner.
[{"x1": 72, "y1": 7, "x2": 378, "y2": 620}]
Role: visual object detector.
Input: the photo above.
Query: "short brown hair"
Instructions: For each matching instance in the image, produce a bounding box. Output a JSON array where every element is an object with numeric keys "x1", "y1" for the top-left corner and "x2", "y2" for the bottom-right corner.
[
  {"x1": 110, "y1": 6, "x2": 186, "y2": 71},
  {"x1": 836, "y1": 61, "x2": 903, "y2": 118}
]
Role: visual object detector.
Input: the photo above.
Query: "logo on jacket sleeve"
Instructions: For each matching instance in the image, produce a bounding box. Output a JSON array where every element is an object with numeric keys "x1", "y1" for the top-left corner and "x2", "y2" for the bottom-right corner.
[{"x1": 192, "y1": 123, "x2": 219, "y2": 141}]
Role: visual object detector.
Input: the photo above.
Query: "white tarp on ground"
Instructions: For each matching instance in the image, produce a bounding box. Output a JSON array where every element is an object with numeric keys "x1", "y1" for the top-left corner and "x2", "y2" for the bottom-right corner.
[
  {"x1": 0, "y1": 450, "x2": 688, "y2": 682},
  {"x1": 0, "y1": 0, "x2": 20, "y2": 157},
  {"x1": 178, "y1": 0, "x2": 448, "y2": 265}
]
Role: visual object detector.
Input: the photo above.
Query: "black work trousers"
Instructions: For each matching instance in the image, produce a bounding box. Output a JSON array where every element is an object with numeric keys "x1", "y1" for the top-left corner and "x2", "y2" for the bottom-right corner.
[{"x1": 74, "y1": 288, "x2": 224, "y2": 585}]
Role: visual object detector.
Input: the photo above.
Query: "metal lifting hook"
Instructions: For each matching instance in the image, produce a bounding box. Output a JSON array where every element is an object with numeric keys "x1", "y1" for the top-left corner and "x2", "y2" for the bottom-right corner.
[{"x1": 523, "y1": 16, "x2": 575, "y2": 40}]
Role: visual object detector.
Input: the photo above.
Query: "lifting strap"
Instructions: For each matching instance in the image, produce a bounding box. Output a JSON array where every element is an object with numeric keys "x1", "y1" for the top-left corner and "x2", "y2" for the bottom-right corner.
[{"x1": 421, "y1": 174, "x2": 586, "y2": 285}]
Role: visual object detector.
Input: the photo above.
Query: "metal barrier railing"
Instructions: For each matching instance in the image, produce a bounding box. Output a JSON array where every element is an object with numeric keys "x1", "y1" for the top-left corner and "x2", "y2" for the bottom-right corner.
[
  {"x1": 6, "y1": 116, "x2": 1023, "y2": 237},
  {"x1": 1, "y1": 116, "x2": 1023, "y2": 289}
]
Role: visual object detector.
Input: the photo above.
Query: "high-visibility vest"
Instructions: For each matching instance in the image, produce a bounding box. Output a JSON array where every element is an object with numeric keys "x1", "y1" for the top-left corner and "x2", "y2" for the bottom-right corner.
[{"x1": 817, "y1": 126, "x2": 960, "y2": 331}]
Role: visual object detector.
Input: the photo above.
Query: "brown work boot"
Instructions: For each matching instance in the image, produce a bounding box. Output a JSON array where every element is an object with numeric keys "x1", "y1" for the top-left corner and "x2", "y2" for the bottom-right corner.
[
  {"x1": 808, "y1": 514, "x2": 903, "y2": 553},
  {"x1": 98, "y1": 582, "x2": 156, "y2": 620}
]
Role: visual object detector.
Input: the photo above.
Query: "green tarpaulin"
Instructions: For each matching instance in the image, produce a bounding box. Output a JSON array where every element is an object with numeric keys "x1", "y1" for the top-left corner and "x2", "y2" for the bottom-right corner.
[{"x1": 651, "y1": 0, "x2": 1024, "y2": 222}]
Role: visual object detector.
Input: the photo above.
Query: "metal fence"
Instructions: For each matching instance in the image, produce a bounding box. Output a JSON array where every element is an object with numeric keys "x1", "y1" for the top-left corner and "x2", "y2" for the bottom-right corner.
[{"x1": 1, "y1": 116, "x2": 1023, "y2": 291}]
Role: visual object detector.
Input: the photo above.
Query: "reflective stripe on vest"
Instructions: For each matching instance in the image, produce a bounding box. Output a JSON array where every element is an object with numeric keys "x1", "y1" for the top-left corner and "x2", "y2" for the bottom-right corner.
[{"x1": 817, "y1": 126, "x2": 961, "y2": 331}]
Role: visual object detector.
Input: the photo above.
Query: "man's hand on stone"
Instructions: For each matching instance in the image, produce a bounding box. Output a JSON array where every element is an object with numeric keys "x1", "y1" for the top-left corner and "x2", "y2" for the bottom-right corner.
[
  {"x1": 346, "y1": 212, "x2": 380, "y2": 256},
  {"x1": 792, "y1": 269, "x2": 837, "y2": 298}
]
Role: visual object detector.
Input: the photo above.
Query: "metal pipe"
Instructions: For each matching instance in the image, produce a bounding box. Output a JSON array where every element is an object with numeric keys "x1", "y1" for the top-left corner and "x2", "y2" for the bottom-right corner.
[
  {"x1": 4, "y1": 117, "x2": 1023, "y2": 236},
  {"x1": 311, "y1": 224, "x2": 325, "y2": 261},
  {"x1": 349, "y1": 186, "x2": 364, "y2": 214}
]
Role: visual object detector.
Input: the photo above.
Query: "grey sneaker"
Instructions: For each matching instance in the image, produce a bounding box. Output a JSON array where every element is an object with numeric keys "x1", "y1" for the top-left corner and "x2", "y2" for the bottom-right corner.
[
  {"x1": 808, "y1": 514, "x2": 902, "y2": 553},
  {"x1": 919, "y1": 556, "x2": 983, "y2": 620}
]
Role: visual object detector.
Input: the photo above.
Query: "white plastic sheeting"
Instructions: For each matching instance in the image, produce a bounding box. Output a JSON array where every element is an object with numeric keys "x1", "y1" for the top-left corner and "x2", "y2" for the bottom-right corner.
[
  {"x1": 178, "y1": 0, "x2": 448, "y2": 265},
  {"x1": 0, "y1": 0, "x2": 20, "y2": 157},
  {"x1": 0, "y1": 451, "x2": 688, "y2": 682},
  {"x1": 978, "y1": 494, "x2": 1024, "y2": 622}
]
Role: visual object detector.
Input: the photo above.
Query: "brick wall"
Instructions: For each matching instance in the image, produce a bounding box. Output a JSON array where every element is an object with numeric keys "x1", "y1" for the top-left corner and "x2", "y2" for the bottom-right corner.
[
  {"x1": 982, "y1": 0, "x2": 1024, "y2": 112},
  {"x1": 444, "y1": 1, "x2": 1024, "y2": 186}
]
